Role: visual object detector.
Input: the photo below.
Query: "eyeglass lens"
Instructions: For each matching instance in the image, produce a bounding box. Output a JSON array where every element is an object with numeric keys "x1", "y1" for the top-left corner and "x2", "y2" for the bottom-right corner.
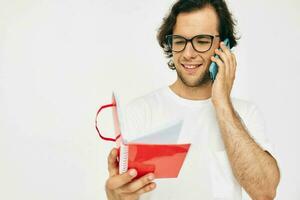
[{"x1": 170, "y1": 35, "x2": 213, "y2": 52}]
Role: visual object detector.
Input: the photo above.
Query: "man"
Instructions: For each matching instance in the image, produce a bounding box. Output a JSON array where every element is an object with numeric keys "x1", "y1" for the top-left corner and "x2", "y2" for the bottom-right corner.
[{"x1": 104, "y1": 0, "x2": 280, "y2": 199}]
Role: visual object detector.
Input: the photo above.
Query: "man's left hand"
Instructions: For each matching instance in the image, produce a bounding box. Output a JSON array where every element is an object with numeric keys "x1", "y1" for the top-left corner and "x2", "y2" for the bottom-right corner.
[{"x1": 210, "y1": 41, "x2": 237, "y2": 107}]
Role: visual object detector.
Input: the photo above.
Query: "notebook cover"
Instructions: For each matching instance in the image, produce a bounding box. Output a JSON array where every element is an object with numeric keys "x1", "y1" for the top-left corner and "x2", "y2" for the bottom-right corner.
[
  {"x1": 111, "y1": 93, "x2": 191, "y2": 178},
  {"x1": 126, "y1": 143, "x2": 190, "y2": 178}
]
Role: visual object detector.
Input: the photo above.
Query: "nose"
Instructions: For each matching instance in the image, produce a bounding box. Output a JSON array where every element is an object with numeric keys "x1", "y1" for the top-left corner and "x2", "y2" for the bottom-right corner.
[{"x1": 182, "y1": 41, "x2": 197, "y2": 60}]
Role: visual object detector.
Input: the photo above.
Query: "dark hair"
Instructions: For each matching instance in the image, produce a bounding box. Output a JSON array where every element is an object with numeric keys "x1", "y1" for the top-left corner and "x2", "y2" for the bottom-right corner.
[{"x1": 157, "y1": 0, "x2": 239, "y2": 70}]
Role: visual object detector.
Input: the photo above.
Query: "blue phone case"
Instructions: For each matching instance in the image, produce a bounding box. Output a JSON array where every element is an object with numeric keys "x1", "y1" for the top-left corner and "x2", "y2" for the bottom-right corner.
[{"x1": 209, "y1": 38, "x2": 230, "y2": 80}]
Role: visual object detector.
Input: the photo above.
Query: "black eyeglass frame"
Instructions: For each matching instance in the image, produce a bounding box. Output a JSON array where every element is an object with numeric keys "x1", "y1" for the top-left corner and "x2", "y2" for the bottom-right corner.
[{"x1": 165, "y1": 34, "x2": 220, "y2": 53}]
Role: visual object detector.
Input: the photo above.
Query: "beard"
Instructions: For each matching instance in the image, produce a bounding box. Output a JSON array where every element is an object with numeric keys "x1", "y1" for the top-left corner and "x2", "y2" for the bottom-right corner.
[{"x1": 175, "y1": 66, "x2": 211, "y2": 87}]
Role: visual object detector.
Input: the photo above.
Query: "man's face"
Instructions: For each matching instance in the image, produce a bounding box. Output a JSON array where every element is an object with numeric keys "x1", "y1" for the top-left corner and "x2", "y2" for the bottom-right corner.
[{"x1": 172, "y1": 6, "x2": 220, "y2": 87}]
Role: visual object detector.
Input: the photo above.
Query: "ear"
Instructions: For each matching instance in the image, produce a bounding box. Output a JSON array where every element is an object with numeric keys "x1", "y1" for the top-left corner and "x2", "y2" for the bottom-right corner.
[{"x1": 168, "y1": 59, "x2": 176, "y2": 70}]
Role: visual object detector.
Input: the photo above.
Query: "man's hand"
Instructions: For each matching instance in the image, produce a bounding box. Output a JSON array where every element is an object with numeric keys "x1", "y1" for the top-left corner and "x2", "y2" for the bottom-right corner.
[
  {"x1": 105, "y1": 148, "x2": 156, "y2": 200},
  {"x1": 211, "y1": 41, "x2": 237, "y2": 107}
]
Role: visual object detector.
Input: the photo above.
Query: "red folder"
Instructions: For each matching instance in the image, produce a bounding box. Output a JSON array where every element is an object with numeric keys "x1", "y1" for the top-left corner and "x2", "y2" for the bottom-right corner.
[{"x1": 95, "y1": 93, "x2": 191, "y2": 178}]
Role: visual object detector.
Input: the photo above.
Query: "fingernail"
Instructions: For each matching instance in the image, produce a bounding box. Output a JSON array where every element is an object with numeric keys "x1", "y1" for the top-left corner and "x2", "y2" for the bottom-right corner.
[
  {"x1": 129, "y1": 169, "x2": 137, "y2": 177},
  {"x1": 148, "y1": 174, "x2": 155, "y2": 181},
  {"x1": 112, "y1": 149, "x2": 117, "y2": 156},
  {"x1": 150, "y1": 183, "x2": 156, "y2": 189}
]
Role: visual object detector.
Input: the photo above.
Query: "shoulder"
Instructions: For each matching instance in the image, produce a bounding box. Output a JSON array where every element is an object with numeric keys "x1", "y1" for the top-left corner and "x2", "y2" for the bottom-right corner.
[
  {"x1": 121, "y1": 87, "x2": 169, "y2": 139},
  {"x1": 231, "y1": 97, "x2": 258, "y2": 112},
  {"x1": 231, "y1": 97, "x2": 254, "y2": 109},
  {"x1": 231, "y1": 97, "x2": 263, "y2": 120},
  {"x1": 230, "y1": 97, "x2": 266, "y2": 129},
  {"x1": 124, "y1": 87, "x2": 168, "y2": 112}
]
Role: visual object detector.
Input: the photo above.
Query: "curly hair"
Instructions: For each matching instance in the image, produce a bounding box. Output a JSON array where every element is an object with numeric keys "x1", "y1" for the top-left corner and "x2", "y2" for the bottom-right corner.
[{"x1": 157, "y1": 0, "x2": 239, "y2": 70}]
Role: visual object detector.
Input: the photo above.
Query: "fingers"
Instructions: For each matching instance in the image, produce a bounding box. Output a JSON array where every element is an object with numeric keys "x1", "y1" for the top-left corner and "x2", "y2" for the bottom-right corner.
[
  {"x1": 106, "y1": 149, "x2": 157, "y2": 199},
  {"x1": 216, "y1": 43, "x2": 230, "y2": 77},
  {"x1": 219, "y1": 42, "x2": 232, "y2": 64},
  {"x1": 217, "y1": 45, "x2": 230, "y2": 69},
  {"x1": 232, "y1": 53, "x2": 237, "y2": 78},
  {"x1": 107, "y1": 148, "x2": 119, "y2": 177},
  {"x1": 118, "y1": 173, "x2": 155, "y2": 194},
  {"x1": 106, "y1": 169, "x2": 138, "y2": 190},
  {"x1": 110, "y1": 182, "x2": 156, "y2": 200},
  {"x1": 135, "y1": 182, "x2": 156, "y2": 195},
  {"x1": 211, "y1": 55, "x2": 225, "y2": 79},
  {"x1": 211, "y1": 42, "x2": 236, "y2": 79}
]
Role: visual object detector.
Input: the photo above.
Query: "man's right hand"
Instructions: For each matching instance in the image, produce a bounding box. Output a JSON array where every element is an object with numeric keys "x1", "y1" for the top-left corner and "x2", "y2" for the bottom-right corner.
[{"x1": 105, "y1": 148, "x2": 156, "y2": 200}]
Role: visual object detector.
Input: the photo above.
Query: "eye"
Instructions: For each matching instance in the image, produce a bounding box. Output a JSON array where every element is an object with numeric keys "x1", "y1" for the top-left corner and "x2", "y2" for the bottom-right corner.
[
  {"x1": 196, "y1": 40, "x2": 210, "y2": 44},
  {"x1": 174, "y1": 41, "x2": 185, "y2": 45}
]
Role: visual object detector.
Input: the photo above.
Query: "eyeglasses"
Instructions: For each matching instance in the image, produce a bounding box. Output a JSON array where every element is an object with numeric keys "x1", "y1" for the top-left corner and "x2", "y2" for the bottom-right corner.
[{"x1": 165, "y1": 34, "x2": 220, "y2": 53}]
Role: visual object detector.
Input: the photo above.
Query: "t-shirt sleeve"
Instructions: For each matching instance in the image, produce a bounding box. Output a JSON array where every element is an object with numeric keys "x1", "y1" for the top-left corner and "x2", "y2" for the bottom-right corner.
[{"x1": 242, "y1": 104, "x2": 276, "y2": 158}]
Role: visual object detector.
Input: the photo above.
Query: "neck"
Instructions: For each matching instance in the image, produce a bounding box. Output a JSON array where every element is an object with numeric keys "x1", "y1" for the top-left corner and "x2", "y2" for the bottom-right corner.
[{"x1": 169, "y1": 79, "x2": 212, "y2": 100}]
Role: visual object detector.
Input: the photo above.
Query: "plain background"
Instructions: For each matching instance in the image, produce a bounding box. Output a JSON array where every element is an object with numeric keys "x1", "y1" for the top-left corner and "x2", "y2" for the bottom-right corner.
[{"x1": 0, "y1": 0, "x2": 299, "y2": 199}]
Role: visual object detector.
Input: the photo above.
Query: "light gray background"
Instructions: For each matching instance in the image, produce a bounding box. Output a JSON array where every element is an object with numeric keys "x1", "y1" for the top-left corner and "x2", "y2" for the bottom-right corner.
[{"x1": 0, "y1": 0, "x2": 299, "y2": 199}]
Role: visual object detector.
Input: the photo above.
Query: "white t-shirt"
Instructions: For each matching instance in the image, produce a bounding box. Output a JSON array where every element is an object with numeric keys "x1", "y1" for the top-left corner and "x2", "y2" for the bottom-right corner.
[{"x1": 122, "y1": 86, "x2": 274, "y2": 200}]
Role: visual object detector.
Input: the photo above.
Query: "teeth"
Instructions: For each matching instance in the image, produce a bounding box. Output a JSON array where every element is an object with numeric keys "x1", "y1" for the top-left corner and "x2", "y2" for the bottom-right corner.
[{"x1": 183, "y1": 64, "x2": 200, "y2": 69}]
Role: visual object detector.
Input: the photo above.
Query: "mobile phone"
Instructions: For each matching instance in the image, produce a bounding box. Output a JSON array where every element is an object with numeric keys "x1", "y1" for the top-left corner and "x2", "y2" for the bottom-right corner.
[{"x1": 209, "y1": 38, "x2": 231, "y2": 81}]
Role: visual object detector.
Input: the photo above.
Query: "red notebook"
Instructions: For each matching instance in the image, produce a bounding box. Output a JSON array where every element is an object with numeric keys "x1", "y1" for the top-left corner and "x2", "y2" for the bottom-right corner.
[{"x1": 95, "y1": 93, "x2": 191, "y2": 178}]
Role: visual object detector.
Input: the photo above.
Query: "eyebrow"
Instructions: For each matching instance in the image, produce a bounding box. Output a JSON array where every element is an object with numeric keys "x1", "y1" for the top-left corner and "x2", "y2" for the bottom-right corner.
[
  {"x1": 173, "y1": 33, "x2": 217, "y2": 35},
  {"x1": 172, "y1": 34, "x2": 217, "y2": 38}
]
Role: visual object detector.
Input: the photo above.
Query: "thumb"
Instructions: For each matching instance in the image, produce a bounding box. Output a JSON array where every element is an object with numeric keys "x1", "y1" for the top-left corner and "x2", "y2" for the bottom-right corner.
[{"x1": 107, "y1": 148, "x2": 119, "y2": 177}]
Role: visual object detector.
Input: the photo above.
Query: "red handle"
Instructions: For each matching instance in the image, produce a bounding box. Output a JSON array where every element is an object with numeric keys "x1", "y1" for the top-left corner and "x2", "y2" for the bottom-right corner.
[{"x1": 95, "y1": 103, "x2": 121, "y2": 142}]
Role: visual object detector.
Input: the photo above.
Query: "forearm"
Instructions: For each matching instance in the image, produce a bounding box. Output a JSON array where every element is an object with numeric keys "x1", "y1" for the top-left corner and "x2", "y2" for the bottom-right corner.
[{"x1": 214, "y1": 102, "x2": 280, "y2": 200}]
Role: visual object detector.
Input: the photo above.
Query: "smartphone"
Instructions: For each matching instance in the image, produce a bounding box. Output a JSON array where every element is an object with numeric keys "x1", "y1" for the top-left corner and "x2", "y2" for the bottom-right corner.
[{"x1": 209, "y1": 38, "x2": 231, "y2": 81}]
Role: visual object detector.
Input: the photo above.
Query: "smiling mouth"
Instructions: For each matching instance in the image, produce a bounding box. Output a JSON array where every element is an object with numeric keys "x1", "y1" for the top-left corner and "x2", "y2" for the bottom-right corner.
[{"x1": 181, "y1": 64, "x2": 202, "y2": 69}]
